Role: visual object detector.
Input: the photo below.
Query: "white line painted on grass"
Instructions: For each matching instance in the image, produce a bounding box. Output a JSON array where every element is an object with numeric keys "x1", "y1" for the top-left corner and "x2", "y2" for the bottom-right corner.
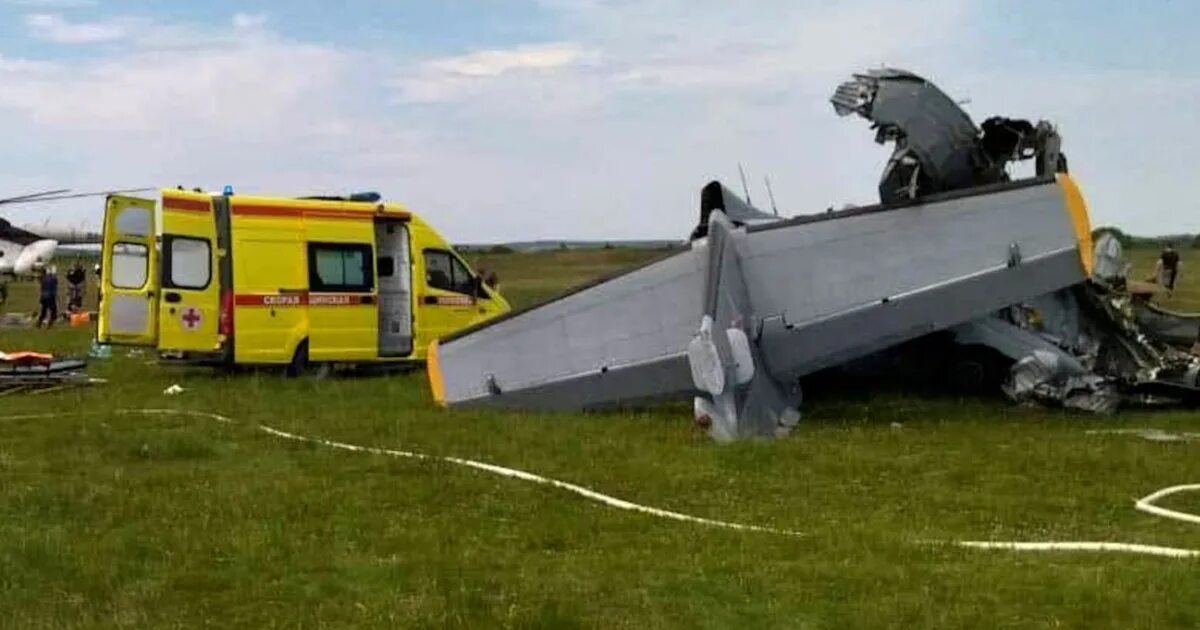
[{"x1": 14, "y1": 408, "x2": 1200, "y2": 557}]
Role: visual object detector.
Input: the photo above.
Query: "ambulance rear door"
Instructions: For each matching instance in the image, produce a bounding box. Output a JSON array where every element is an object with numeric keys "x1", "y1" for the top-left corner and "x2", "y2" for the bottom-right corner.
[
  {"x1": 98, "y1": 194, "x2": 159, "y2": 346},
  {"x1": 375, "y1": 219, "x2": 413, "y2": 357},
  {"x1": 157, "y1": 190, "x2": 222, "y2": 354}
]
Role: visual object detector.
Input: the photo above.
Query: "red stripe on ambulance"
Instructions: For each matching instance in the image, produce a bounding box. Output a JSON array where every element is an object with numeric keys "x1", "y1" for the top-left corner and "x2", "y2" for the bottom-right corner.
[
  {"x1": 231, "y1": 205, "x2": 411, "y2": 221},
  {"x1": 419, "y1": 295, "x2": 475, "y2": 306},
  {"x1": 233, "y1": 293, "x2": 372, "y2": 306},
  {"x1": 309, "y1": 294, "x2": 371, "y2": 306},
  {"x1": 163, "y1": 197, "x2": 211, "y2": 213},
  {"x1": 232, "y1": 205, "x2": 302, "y2": 218}
]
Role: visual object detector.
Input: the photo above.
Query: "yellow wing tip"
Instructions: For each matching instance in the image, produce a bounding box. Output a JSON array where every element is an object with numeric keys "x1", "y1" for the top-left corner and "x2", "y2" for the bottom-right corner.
[
  {"x1": 1056, "y1": 173, "x2": 1094, "y2": 276},
  {"x1": 426, "y1": 339, "x2": 447, "y2": 407}
]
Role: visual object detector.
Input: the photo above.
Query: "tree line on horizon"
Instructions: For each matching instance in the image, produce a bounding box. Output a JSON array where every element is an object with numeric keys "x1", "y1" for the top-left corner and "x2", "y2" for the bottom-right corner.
[{"x1": 1092, "y1": 227, "x2": 1200, "y2": 249}]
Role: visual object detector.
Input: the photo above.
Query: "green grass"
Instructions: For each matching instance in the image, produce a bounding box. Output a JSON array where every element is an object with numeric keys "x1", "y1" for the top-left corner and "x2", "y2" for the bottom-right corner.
[
  {"x1": 465, "y1": 247, "x2": 676, "y2": 307},
  {"x1": 2, "y1": 248, "x2": 1200, "y2": 628}
]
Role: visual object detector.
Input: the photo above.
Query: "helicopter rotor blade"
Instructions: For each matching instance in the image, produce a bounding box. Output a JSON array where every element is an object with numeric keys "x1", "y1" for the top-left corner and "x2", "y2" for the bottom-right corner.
[
  {"x1": 0, "y1": 188, "x2": 72, "y2": 205},
  {"x1": 0, "y1": 187, "x2": 154, "y2": 206}
]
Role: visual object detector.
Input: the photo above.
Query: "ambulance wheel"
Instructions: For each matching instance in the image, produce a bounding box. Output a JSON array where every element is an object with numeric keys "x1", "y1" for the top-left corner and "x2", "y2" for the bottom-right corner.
[{"x1": 285, "y1": 341, "x2": 310, "y2": 378}]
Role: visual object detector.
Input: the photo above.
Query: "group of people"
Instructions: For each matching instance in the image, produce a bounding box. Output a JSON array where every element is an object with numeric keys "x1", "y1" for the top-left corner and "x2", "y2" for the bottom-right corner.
[{"x1": 34, "y1": 260, "x2": 88, "y2": 328}]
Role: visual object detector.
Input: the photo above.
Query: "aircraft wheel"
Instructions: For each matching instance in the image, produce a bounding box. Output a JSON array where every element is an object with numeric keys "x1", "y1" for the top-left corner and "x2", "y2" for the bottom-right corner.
[{"x1": 946, "y1": 345, "x2": 1011, "y2": 395}]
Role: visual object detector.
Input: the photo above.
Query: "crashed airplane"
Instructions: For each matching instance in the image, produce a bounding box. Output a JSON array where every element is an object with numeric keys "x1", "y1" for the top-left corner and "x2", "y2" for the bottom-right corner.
[{"x1": 427, "y1": 67, "x2": 1200, "y2": 440}]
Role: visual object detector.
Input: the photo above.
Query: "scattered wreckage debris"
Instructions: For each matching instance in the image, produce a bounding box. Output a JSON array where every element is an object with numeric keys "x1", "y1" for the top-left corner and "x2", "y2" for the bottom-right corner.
[
  {"x1": 834, "y1": 228, "x2": 1200, "y2": 413},
  {"x1": 927, "y1": 229, "x2": 1200, "y2": 413},
  {"x1": 0, "y1": 350, "x2": 97, "y2": 395}
]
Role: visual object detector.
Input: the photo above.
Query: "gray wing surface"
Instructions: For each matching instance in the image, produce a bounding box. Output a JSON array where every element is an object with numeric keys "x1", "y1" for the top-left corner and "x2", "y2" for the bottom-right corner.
[
  {"x1": 431, "y1": 177, "x2": 1088, "y2": 412},
  {"x1": 435, "y1": 249, "x2": 705, "y2": 410}
]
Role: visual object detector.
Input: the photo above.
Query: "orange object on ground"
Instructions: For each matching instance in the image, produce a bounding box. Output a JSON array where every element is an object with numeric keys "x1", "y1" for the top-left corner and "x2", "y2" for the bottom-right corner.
[
  {"x1": 69, "y1": 312, "x2": 91, "y2": 327},
  {"x1": 0, "y1": 351, "x2": 54, "y2": 366}
]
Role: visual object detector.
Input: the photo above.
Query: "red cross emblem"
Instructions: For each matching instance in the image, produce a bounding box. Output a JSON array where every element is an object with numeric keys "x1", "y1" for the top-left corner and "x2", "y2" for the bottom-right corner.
[{"x1": 181, "y1": 307, "x2": 202, "y2": 330}]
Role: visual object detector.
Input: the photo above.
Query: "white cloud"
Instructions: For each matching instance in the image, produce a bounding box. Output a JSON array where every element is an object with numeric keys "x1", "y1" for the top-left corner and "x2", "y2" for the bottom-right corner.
[
  {"x1": 396, "y1": 42, "x2": 596, "y2": 104},
  {"x1": 232, "y1": 12, "x2": 267, "y2": 30},
  {"x1": 24, "y1": 13, "x2": 141, "y2": 44},
  {"x1": 22, "y1": 12, "x2": 235, "y2": 49},
  {"x1": 0, "y1": 42, "x2": 346, "y2": 132},
  {"x1": 0, "y1": 54, "x2": 55, "y2": 73},
  {"x1": 429, "y1": 42, "x2": 587, "y2": 77}
]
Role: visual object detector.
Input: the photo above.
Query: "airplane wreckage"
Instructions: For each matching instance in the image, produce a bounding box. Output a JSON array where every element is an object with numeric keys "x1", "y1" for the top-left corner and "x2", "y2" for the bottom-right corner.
[{"x1": 427, "y1": 68, "x2": 1200, "y2": 441}]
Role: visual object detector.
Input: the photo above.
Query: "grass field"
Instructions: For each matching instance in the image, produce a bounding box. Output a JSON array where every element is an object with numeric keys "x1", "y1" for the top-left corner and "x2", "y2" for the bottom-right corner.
[{"x1": 2, "y1": 247, "x2": 1200, "y2": 628}]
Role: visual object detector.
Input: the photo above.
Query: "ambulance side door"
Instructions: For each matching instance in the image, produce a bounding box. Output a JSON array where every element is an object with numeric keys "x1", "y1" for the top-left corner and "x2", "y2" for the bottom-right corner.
[
  {"x1": 231, "y1": 233, "x2": 307, "y2": 365},
  {"x1": 307, "y1": 241, "x2": 378, "y2": 361},
  {"x1": 97, "y1": 195, "x2": 159, "y2": 347}
]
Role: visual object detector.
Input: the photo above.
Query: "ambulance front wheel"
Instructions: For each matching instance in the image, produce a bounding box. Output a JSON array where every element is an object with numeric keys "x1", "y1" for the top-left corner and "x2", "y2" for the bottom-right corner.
[{"x1": 285, "y1": 340, "x2": 310, "y2": 378}]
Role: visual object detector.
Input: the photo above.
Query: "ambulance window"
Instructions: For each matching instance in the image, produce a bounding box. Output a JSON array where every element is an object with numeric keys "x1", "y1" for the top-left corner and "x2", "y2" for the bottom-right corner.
[
  {"x1": 163, "y1": 236, "x2": 210, "y2": 290},
  {"x1": 308, "y1": 243, "x2": 374, "y2": 292},
  {"x1": 424, "y1": 250, "x2": 475, "y2": 295},
  {"x1": 111, "y1": 242, "x2": 148, "y2": 289},
  {"x1": 115, "y1": 206, "x2": 151, "y2": 236}
]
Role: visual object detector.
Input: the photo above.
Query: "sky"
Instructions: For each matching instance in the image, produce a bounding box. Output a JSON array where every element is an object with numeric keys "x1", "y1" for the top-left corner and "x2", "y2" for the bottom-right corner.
[{"x1": 1, "y1": 0, "x2": 1198, "y2": 242}]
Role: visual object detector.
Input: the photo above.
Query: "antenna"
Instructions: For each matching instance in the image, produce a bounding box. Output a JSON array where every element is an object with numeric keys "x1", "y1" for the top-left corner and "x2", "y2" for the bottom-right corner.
[
  {"x1": 737, "y1": 163, "x2": 753, "y2": 205},
  {"x1": 764, "y1": 176, "x2": 779, "y2": 216}
]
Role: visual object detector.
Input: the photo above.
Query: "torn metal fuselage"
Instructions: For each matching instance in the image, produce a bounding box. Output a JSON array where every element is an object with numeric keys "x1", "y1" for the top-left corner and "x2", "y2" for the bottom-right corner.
[{"x1": 831, "y1": 68, "x2": 1066, "y2": 203}]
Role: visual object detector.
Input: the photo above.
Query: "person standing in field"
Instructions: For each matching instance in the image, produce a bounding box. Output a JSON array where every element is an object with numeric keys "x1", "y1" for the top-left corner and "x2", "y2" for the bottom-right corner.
[
  {"x1": 66, "y1": 260, "x2": 86, "y2": 313},
  {"x1": 36, "y1": 266, "x2": 59, "y2": 328},
  {"x1": 1154, "y1": 244, "x2": 1182, "y2": 295},
  {"x1": 93, "y1": 262, "x2": 102, "y2": 307}
]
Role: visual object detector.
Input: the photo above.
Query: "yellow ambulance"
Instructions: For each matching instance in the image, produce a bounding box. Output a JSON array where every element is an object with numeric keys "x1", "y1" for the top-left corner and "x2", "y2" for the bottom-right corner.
[{"x1": 97, "y1": 187, "x2": 509, "y2": 373}]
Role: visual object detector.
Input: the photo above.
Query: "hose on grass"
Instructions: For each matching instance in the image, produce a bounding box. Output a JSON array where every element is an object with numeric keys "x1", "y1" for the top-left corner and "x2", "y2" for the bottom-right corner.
[
  {"x1": 132, "y1": 409, "x2": 801, "y2": 537},
  {"x1": 953, "y1": 437, "x2": 1200, "y2": 558},
  {"x1": 9, "y1": 409, "x2": 1198, "y2": 557}
]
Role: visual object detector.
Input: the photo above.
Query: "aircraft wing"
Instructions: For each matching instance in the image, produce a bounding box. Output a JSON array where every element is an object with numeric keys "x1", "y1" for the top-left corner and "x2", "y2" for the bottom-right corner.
[{"x1": 429, "y1": 175, "x2": 1094, "y2": 418}]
